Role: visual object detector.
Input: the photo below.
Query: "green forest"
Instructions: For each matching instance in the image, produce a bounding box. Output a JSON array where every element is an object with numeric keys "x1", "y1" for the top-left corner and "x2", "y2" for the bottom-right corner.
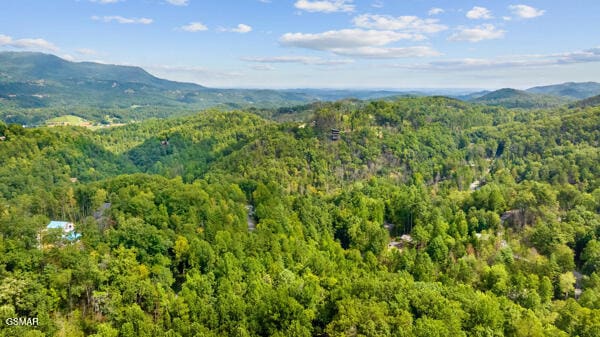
[{"x1": 1, "y1": 96, "x2": 599, "y2": 336}]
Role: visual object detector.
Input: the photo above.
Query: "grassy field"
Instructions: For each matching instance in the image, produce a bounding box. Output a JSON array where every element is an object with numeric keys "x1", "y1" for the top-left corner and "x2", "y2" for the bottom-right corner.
[
  {"x1": 44, "y1": 114, "x2": 128, "y2": 130},
  {"x1": 45, "y1": 115, "x2": 90, "y2": 126}
]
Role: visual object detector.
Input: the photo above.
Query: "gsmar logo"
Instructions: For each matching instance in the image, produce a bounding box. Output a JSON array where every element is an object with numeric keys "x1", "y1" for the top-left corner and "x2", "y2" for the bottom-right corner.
[{"x1": 5, "y1": 317, "x2": 39, "y2": 326}]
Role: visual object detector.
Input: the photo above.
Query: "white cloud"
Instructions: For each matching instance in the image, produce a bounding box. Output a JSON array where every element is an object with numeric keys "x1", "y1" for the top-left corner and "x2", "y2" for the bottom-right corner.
[
  {"x1": 0, "y1": 34, "x2": 59, "y2": 51},
  {"x1": 428, "y1": 8, "x2": 444, "y2": 16},
  {"x1": 403, "y1": 47, "x2": 600, "y2": 71},
  {"x1": 421, "y1": 58, "x2": 549, "y2": 70},
  {"x1": 281, "y1": 29, "x2": 423, "y2": 50},
  {"x1": 280, "y1": 29, "x2": 439, "y2": 59},
  {"x1": 61, "y1": 54, "x2": 75, "y2": 61},
  {"x1": 352, "y1": 14, "x2": 447, "y2": 34},
  {"x1": 242, "y1": 55, "x2": 354, "y2": 65},
  {"x1": 92, "y1": 15, "x2": 153, "y2": 24},
  {"x1": 220, "y1": 24, "x2": 253, "y2": 33},
  {"x1": 10, "y1": 38, "x2": 59, "y2": 51},
  {"x1": 294, "y1": 0, "x2": 355, "y2": 13},
  {"x1": 180, "y1": 22, "x2": 208, "y2": 32},
  {"x1": 166, "y1": 0, "x2": 189, "y2": 6},
  {"x1": 146, "y1": 64, "x2": 244, "y2": 81},
  {"x1": 509, "y1": 4, "x2": 545, "y2": 19},
  {"x1": 0, "y1": 35, "x2": 11, "y2": 45},
  {"x1": 247, "y1": 50, "x2": 439, "y2": 62},
  {"x1": 556, "y1": 47, "x2": 600, "y2": 64},
  {"x1": 466, "y1": 6, "x2": 493, "y2": 19},
  {"x1": 76, "y1": 48, "x2": 97, "y2": 55},
  {"x1": 330, "y1": 46, "x2": 440, "y2": 58},
  {"x1": 449, "y1": 24, "x2": 505, "y2": 42}
]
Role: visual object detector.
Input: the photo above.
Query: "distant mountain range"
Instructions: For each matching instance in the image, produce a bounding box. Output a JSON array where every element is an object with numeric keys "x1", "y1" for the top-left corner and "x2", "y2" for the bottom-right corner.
[
  {"x1": 526, "y1": 82, "x2": 600, "y2": 99},
  {"x1": 456, "y1": 82, "x2": 600, "y2": 109},
  {"x1": 1, "y1": 51, "x2": 600, "y2": 123},
  {"x1": 0, "y1": 52, "x2": 427, "y2": 123},
  {"x1": 0, "y1": 52, "x2": 311, "y2": 111}
]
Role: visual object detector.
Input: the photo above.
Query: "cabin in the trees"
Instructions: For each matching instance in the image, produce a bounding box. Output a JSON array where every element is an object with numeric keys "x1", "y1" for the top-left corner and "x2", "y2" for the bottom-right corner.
[
  {"x1": 46, "y1": 221, "x2": 81, "y2": 241},
  {"x1": 331, "y1": 129, "x2": 340, "y2": 141}
]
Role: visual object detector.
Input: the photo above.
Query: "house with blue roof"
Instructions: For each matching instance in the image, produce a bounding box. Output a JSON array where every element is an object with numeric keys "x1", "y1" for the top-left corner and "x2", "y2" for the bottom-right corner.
[
  {"x1": 47, "y1": 221, "x2": 74, "y2": 231},
  {"x1": 46, "y1": 221, "x2": 81, "y2": 241}
]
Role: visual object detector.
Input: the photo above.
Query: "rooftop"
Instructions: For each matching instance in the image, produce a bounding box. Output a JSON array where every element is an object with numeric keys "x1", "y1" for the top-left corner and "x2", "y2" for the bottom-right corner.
[{"x1": 47, "y1": 221, "x2": 72, "y2": 229}]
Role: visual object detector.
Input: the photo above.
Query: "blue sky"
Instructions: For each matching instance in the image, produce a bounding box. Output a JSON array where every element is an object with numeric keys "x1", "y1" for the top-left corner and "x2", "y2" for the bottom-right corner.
[{"x1": 1, "y1": 0, "x2": 599, "y2": 89}]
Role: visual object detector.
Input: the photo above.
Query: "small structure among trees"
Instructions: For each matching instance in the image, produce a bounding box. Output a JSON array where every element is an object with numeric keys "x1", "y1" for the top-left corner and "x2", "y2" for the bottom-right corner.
[
  {"x1": 43, "y1": 221, "x2": 81, "y2": 242},
  {"x1": 331, "y1": 129, "x2": 340, "y2": 141}
]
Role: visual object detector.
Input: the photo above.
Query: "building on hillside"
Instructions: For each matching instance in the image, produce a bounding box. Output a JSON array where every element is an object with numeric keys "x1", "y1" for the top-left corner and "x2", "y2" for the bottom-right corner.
[
  {"x1": 48, "y1": 220, "x2": 74, "y2": 232},
  {"x1": 46, "y1": 221, "x2": 81, "y2": 241}
]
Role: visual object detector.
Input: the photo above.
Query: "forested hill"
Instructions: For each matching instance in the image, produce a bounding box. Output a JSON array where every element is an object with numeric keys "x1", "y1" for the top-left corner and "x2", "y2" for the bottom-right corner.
[
  {"x1": 0, "y1": 51, "x2": 203, "y2": 90},
  {"x1": 573, "y1": 94, "x2": 600, "y2": 108},
  {"x1": 471, "y1": 88, "x2": 571, "y2": 108},
  {"x1": 527, "y1": 81, "x2": 600, "y2": 100},
  {"x1": 1, "y1": 97, "x2": 600, "y2": 336}
]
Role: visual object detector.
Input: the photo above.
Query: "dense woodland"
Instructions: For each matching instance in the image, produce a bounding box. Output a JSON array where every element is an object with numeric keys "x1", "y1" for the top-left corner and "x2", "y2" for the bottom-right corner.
[
  {"x1": 471, "y1": 89, "x2": 571, "y2": 109},
  {"x1": 0, "y1": 97, "x2": 599, "y2": 336}
]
